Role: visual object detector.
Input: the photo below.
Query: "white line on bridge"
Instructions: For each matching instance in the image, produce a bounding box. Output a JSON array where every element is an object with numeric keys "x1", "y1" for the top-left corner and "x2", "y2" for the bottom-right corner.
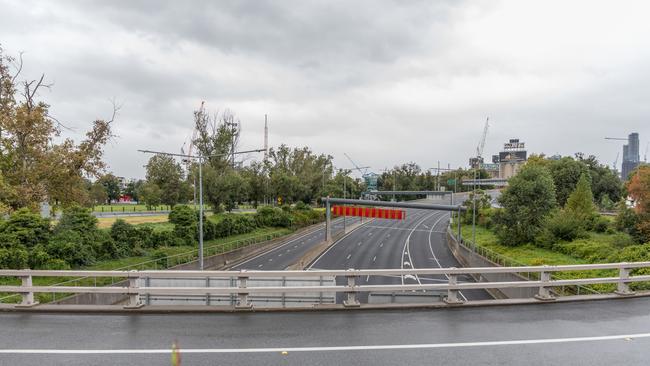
[{"x1": 1, "y1": 333, "x2": 647, "y2": 354}]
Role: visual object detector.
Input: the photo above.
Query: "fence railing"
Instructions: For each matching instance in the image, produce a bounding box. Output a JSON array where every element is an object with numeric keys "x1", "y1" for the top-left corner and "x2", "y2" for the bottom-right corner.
[
  {"x1": 1, "y1": 262, "x2": 648, "y2": 309},
  {"x1": 448, "y1": 223, "x2": 600, "y2": 296},
  {"x1": 0, "y1": 230, "x2": 289, "y2": 304}
]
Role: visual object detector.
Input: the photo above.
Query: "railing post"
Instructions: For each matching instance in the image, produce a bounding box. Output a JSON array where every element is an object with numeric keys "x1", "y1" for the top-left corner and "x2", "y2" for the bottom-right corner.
[
  {"x1": 343, "y1": 269, "x2": 360, "y2": 307},
  {"x1": 615, "y1": 265, "x2": 635, "y2": 296},
  {"x1": 235, "y1": 271, "x2": 253, "y2": 309},
  {"x1": 123, "y1": 270, "x2": 144, "y2": 309},
  {"x1": 534, "y1": 268, "x2": 555, "y2": 301},
  {"x1": 443, "y1": 270, "x2": 464, "y2": 305},
  {"x1": 16, "y1": 272, "x2": 39, "y2": 308}
]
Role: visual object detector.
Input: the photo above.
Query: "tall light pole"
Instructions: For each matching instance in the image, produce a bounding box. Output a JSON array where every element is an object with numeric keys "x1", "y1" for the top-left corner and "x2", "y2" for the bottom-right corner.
[{"x1": 138, "y1": 147, "x2": 265, "y2": 270}]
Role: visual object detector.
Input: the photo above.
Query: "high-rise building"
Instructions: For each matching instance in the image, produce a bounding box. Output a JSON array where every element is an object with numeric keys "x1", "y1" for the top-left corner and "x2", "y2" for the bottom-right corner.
[{"x1": 622, "y1": 133, "x2": 640, "y2": 180}]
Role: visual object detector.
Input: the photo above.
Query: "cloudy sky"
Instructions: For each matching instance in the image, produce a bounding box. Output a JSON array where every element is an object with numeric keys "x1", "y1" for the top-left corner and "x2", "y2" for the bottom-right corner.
[{"x1": 1, "y1": 0, "x2": 649, "y2": 179}]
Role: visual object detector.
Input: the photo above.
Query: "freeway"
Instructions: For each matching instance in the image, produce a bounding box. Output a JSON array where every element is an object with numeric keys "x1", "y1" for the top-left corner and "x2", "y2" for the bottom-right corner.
[
  {"x1": 2, "y1": 297, "x2": 650, "y2": 365},
  {"x1": 309, "y1": 198, "x2": 491, "y2": 302},
  {"x1": 229, "y1": 216, "x2": 360, "y2": 270}
]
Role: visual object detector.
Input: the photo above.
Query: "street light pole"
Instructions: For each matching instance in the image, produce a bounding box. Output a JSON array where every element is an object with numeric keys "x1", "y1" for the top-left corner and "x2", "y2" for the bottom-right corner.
[{"x1": 138, "y1": 147, "x2": 265, "y2": 270}]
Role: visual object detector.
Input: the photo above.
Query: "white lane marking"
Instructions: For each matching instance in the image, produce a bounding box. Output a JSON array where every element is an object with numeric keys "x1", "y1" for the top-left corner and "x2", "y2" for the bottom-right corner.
[
  {"x1": 346, "y1": 254, "x2": 352, "y2": 260},
  {"x1": 357, "y1": 242, "x2": 362, "y2": 246},
  {"x1": 4, "y1": 332, "x2": 647, "y2": 354},
  {"x1": 363, "y1": 225, "x2": 446, "y2": 234},
  {"x1": 427, "y1": 212, "x2": 467, "y2": 302},
  {"x1": 401, "y1": 212, "x2": 441, "y2": 285},
  {"x1": 307, "y1": 219, "x2": 374, "y2": 269},
  {"x1": 366, "y1": 275, "x2": 370, "y2": 281},
  {"x1": 379, "y1": 243, "x2": 384, "y2": 248},
  {"x1": 258, "y1": 264, "x2": 263, "y2": 268},
  {"x1": 372, "y1": 256, "x2": 376, "y2": 262},
  {"x1": 230, "y1": 221, "x2": 341, "y2": 268}
]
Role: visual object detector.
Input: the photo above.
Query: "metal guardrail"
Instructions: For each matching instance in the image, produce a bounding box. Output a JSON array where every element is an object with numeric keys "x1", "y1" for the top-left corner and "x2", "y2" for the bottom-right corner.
[{"x1": 1, "y1": 262, "x2": 647, "y2": 309}]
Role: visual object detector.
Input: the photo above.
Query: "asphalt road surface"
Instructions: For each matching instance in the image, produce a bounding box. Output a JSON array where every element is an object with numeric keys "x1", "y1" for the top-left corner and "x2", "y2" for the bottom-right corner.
[
  {"x1": 229, "y1": 216, "x2": 360, "y2": 270},
  {"x1": 2, "y1": 297, "x2": 650, "y2": 365},
  {"x1": 309, "y1": 198, "x2": 491, "y2": 302}
]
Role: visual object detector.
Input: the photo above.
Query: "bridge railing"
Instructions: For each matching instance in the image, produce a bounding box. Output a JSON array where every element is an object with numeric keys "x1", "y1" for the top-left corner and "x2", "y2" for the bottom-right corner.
[{"x1": 1, "y1": 263, "x2": 648, "y2": 309}]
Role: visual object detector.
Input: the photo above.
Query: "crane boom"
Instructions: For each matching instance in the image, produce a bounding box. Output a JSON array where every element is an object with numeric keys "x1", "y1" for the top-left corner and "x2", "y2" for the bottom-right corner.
[
  {"x1": 344, "y1": 153, "x2": 370, "y2": 175},
  {"x1": 476, "y1": 117, "x2": 489, "y2": 158},
  {"x1": 605, "y1": 137, "x2": 628, "y2": 141}
]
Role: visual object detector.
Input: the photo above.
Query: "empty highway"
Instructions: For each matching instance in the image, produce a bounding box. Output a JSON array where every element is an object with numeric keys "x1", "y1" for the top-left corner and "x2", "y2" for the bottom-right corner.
[
  {"x1": 2, "y1": 297, "x2": 649, "y2": 365},
  {"x1": 309, "y1": 198, "x2": 491, "y2": 302}
]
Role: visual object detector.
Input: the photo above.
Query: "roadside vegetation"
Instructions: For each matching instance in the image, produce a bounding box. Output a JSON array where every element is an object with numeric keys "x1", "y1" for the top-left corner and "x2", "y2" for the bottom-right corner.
[{"x1": 460, "y1": 156, "x2": 650, "y2": 290}]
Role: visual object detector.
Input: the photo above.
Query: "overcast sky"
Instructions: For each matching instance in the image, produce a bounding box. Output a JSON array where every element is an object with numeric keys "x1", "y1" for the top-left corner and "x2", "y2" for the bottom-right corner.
[{"x1": 1, "y1": 0, "x2": 649, "y2": 179}]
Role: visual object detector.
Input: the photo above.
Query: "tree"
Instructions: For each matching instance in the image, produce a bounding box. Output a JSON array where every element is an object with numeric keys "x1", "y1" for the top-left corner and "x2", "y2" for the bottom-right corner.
[
  {"x1": 565, "y1": 173, "x2": 597, "y2": 228},
  {"x1": 145, "y1": 154, "x2": 184, "y2": 206},
  {"x1": 0, "y1": 46, "x2": 115, "y2": 210},
  {"x1": 627, "y1": 165, "x2": 650, "y2": 215},
  {"x1": 137, "y1": 182, "x2": 162, "y2": 210},
  {"x1": 494, "y1": 164, "x2": 557, "y2": 246},
  {"x1": 124, "y1": 179, "x2": 143, "y2": 202},
  {"x1": 547, "y1": 157, "x2": 589, "y2": 206},
  {"x1": 98, "y1": 174, "x2": 121, "y2": 204},
  {"x1": 89, "y1": 182, "x2": 108, "y2": 205}
]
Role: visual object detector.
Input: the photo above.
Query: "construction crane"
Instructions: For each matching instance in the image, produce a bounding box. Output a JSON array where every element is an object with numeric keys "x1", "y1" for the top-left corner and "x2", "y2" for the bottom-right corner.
[
  {"x1": 605, "y1": 137, "x2": 628, "y2": 141},
  {"x1": 343, "y1": 153, "x2": 370, "y2": 176},
  {"x1": 644, "y1": 142, "x2": 649, "y2": 163},
  {"x1": 613, "y1": 152, "x2": 619, "y2": 171},
  {"x1": 476, "y1": 117, "x2": 490, "y2": 159}
]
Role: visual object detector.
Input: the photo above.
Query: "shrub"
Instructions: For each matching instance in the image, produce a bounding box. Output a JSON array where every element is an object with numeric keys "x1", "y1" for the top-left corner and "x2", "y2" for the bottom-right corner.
[
  {"x1": 592, "y1": 216, "x2": 610, "y2": 233},
  {"x1": 110, "y1": 219, "x2": 136, "y2": 255},
  {"x1": 255, "y1": 206, "x2": 292, "y2": 228},
  {"x1": 55, "y1": 206, "x2": 98, "y2": 234},
  {"x1": 214, "y1": 214, "x2": 257, "y2": 237},
  {"x1": 151, "y1": 249, "x2": 168, "y2": 269},
  {"x1": 151, "y1": 230, "x2": 183, "y2": 247},
  {"x1": 0, "y1": 246, "x2": 29, "y2": 269},
  {"x1": 46, "y1": 230, "x2": 96, "y2": 267},
  {"x1": 169, "y1": 205, "x2": 197, "y2": 245},
  {"x1": 0, "y1": 208, "x2": 50, "y2": 249},
  {"x1": 544, "y1": 210, "x2": 587, "y2": 242},
  {"x1": 28, "y1": 245, "x2": 50, "y2": 269}
]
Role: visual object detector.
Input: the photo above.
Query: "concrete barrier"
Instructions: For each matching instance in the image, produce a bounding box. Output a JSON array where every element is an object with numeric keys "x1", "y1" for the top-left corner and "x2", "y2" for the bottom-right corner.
[{"x1": 446, "y1": 228, "x2": 538, "y2": 299}]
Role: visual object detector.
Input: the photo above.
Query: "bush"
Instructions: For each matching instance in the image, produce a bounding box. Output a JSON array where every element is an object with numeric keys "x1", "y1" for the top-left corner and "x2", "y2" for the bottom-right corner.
[
  {"x1": 255, "y1": 206, "x2": 292, "y2": 228},
  {"x1": 0, "y1": 246, "x2": 29, "y2": 269},
  {"x1": 55, "y1": 206, "x2": 98, "y2": 234},
  {"x1": 592, "y1": 216, "x2": 610, "y2": 233},
  {"x1": 110, "y1": 219, "x2": 136, "y2": 255},
  {"x1": 0, "y1": 208, "x2": 50, "y2": 249},
  {"x1": 169, "y1": 205, "x2": 197, "y2": 245},
  {"x1": 46, "y1": 230, "x2": 96, "y2": 267},
  {"x1": 544, "y1": 210, "x2": 587, "y2": 242},
  {"x1": 151, "y1": 230, "x2": 183, "y2": 247},
  {"x1": 151, "y1": 249, "x2": 168, "y2": 269},
  {"x1": 214, "y1": 214, "x2": 257, "y2": 237}
]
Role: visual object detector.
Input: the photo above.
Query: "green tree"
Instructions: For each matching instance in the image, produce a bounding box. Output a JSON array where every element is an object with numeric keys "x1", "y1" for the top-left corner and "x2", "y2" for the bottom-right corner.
[
  {"x1": 494, "y1": 164, "x2": 557, "y2": 246},
  {"x1": 137, "y1": 182, "x2": 162, "y2": 210},
  {"x1": 98, "y1": 173, "x2": 121, "y2": 204},
  {"x1": 89, "y1": 182, "x2": 108, "y2": 205},
  {"x1": 124, "y1": 179, "x2": 143, "y2": 202},
  {"x1": 145, "y1": 154, "x2": 184, "y2": 206},
  {"x1": 565, "y1": 173, "x2": 597, "y2": 228},
  {"x1": 547, "y1": 157, "x2": 589, "y2": 206}
]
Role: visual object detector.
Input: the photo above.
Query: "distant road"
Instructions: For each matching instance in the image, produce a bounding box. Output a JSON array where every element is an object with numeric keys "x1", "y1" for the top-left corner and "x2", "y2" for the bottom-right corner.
[
  {"x1": 1, "y1": 297, "x2": 649, "y2": 365},
  {"x1": 309, "y1": 198, "x2": 491, "y2": 302}
]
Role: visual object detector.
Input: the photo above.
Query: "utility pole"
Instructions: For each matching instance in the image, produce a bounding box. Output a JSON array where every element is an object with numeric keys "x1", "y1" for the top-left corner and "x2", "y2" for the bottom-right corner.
[{"x1": 138, "y1": 147, "x2": 265, "y2": 270}]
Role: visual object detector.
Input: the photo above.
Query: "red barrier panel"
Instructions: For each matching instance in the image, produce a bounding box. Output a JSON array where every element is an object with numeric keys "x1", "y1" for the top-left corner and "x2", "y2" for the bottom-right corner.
[{"x1": 331, "y1": 206, "x2": 405, "y2": 220}]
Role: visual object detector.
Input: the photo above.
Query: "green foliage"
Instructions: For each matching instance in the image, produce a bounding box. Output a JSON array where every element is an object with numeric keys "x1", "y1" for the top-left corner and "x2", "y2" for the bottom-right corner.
[
  {"x1": 169, "y1": 205, "x2": 197, "y2": 245},
  {"x1": 145, "y1": 154, "x2": 185, "y2": 206},
  {"x1": 46, "y1": 230, "x2": 96, "y2": 267},
  {"x1": 0, "y1": 208, "x2": 50, "y2": 248},
  {"x1": 98, "y1": 174, "x2": 121, "y2": 203},
  {"x1": 0, "y1": 246, "x2": 29, "y2": 269},
  {"x1": 565, "y1": 173, "x2": 598, "y2": 229},
  {"x1": 138, "y1": 182, "x2": 163, "y2": 210},
  {"x1": 255, "y1": 206, "x2": 293, "y2": 227},
  {"x1": 537, "y1": 210, "x2": 587, "y2": 248},
  {"x1": 494, "y1": 164, "x2": 557, "y2": 246},
  {"x1": 55, "y1": 206, "x2": 98, "y2": 234},
  {"x1": 462, "y1": 190, "x2": 492, "y2": 224},
  {"x1": 151, "y1": 249, "x2": 168, "y2": 269}
]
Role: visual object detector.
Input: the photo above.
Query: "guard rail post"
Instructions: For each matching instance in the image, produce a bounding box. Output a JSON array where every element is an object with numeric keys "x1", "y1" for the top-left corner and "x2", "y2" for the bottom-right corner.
[
  {"x1": 235, "y1": 271, "x2": 253, "y2": 309},
  {"x1": 16, "y1": 271, "x2": 38, "y2": 308},
  {"x1": 123, "y1": 270, "x2": 144, "y2": 309},
  {"x1": 615, "y1": 264, "x2": 635, "y2": 296},
  {"x1": 343, "y1": 269, "x2": 360, "y2": 307},
  {"x1": 443, "y1": 270, "x2": 463, "y2": 304},
  {"x1": 534, "y1": 267, "x2": 555, "y2": 301}
]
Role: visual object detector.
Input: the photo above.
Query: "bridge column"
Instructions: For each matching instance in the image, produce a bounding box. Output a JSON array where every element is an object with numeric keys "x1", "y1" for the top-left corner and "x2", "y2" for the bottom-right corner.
[
  {"x1": 16, "y1": 273, "x2": 38, "y2": 308},
  {"x1": 235, "y1": 272, "x2": 253, "y2": 309},
  {"x1": 343, "y1": 269, "x2": 360, "y2": 307},
  {"x1": 615, "y1": 266, "x2": 635, "y2": 296},
  {"x1": 443, "y1": 271, "x2": 463, "y2": 304},
  {"x1": 123, "y1": 271, "x2": 144, "y2": 309},
  {"x1": 534, "y1": 269, "x2": 555, "y2": 301}
]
